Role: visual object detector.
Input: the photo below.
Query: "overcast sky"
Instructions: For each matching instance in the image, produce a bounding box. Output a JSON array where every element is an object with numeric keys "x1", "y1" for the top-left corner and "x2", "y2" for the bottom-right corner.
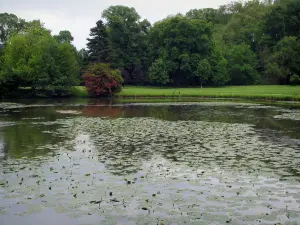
[{"x1": 1, "y1": 0, "x2": 230, "y2": 49}]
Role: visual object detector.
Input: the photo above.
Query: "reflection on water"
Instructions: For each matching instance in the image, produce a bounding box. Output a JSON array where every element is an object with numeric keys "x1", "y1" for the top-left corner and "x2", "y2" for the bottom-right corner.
[
  {"x1": 1, "y1": 123, "x2": 63, "y2": 160},
  {"x1": 0, "y1": 99, "x2": 300, "y2": 224}
]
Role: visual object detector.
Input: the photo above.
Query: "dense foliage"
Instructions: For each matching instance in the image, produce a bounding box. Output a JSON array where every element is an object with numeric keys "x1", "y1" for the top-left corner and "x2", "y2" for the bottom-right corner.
[
  {"x1": 0, "y1": 13, "x2": 26, "y2": 43},
  {"x1": 84, "y1": 0, "x2": 300, "y2": 87},
  {"x1": 148, "y1": 16, "x2": 214, "y2": 86},
  {"x1": 86, "y1": 20, "x2": 110, "y2": 63},
  {"x1": 101, "y1": 6, "x2": 150, "y2": 85},
  {"x1": 82, "y1": 63, "x2": 123, "y2": 97},
  {"x1": 1, "y1": 0, "x2": 300, "y2": 98},
  {"x1": 0, "y1": 20, "x2": 79, "y2": 96}
]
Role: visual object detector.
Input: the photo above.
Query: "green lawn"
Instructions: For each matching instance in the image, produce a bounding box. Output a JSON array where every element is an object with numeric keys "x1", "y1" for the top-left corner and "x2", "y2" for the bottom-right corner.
[
  {"x1": 71, "y1": 85, "x2": 300, "y2": 101},
  {"x1": 70, "y1": 86, "x2": 89, "y2": 97}
]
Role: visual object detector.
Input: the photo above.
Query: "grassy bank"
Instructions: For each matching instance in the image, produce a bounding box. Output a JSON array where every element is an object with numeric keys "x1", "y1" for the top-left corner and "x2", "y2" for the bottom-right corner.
[
  {"x1": 71, "y1": 85, "x2": 300, "y2": 101},
  {"x1": 70, "y1": 86, "x2": 89, "y2": 97}
]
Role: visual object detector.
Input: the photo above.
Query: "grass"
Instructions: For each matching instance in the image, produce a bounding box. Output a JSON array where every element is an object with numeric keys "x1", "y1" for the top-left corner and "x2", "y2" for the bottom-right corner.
[
  {"x1": 116, "y1": 98, "x2": 300, "y2": 108},
  {"x1": 70, "y1": 86, "x2": 89, "y2": 97},
  {"x1": 71, "y1": 85, "x2": 300, "y2": 101},
  {"x1": 117, "y1": 85, "x2": 300, "y2": 101}
]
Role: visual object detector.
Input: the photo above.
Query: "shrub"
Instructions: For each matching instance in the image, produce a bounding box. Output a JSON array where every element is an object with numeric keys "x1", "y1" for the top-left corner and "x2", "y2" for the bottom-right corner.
[
  {"x1": 83, "y1": 73, "x2": 121, "y2": 97},
  {"x1": 290, "y1": 74, "x2": 300, "y2": 85},
  {"x1": 86, "y1": 63, "x2": 123, "y2": 84},
  {"x1": 82, "y1": 63, "x2": 123, "y2": 97}
]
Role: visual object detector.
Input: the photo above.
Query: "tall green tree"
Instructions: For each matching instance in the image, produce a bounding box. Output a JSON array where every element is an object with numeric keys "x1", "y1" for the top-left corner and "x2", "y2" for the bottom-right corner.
[
  {"x1": 77, "y1": 48, "x2": 89, "y2": 68},
  {"x1": 148, "y1": 59, "x2": 170, "y2": 85},
  {"x1": 54, "y1": 30, "x2": 74, "y2": 44},
  {"x1": 209, "y1": 44, "x2": 229, "y2": 86},
  {"x1": 226, "y1": 44, "x2": 259, "y2": 85},
  {"x1": 196, "y1": 59, "x2": 211, "y2": 88},
  {"x1": 102, "y1": 5, "x2": 151, "y2": 84},
  {"x1": 223, "y1": 0, "x2": 271, "y2": 52},
  {"x1": 149, "y1": 15, "x2": 213, "y2": 86},
  {"x1": 86, "y1": 20, "x2": 110, "y2": 63},
  {"x1": 186, "y1": 8, "x2": 221, "y2": 24},
  {"x1": 0, "y1": 13, "x2": 26, "y2": 43},
  {"x1": 264, "y1": 0, "x2": 300, "y2": 44},
  {"x1": 0, "y1": 21, "x2": 79, "y2": 95},
  {"x1": 264, "y1": 36, "x2": 300, "y2": 84}
]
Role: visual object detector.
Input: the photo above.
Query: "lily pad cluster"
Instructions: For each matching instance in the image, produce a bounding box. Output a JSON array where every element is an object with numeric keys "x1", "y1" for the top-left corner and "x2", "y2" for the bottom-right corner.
[
  {"x1": 274, "y1": 112, "x2": 300, "y2": 121},
  {"x1": 0, "y1": 104, "x2": 300, "y2": 224}
]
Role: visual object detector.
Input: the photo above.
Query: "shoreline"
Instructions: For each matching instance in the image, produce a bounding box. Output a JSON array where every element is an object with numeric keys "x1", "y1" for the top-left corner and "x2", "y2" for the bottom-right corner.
[
  {"x1": 1, "y1": 85, "x2": 300, "y2": 102},
  {"x1": 115, "y1": 95, "x2": 300, "y2": 101}
]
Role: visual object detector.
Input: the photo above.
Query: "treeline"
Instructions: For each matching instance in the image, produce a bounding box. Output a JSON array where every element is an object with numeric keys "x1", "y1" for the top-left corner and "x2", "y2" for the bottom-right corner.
[
  {"x1": 83, "y1": 0, "x2": 300, "y2": 86},
  {"x1": 0, "y1": 0, "x2": 300, "y2": 97},
  {"x1": 0, "y1": 17, "x2": 79, "y2": 97}
]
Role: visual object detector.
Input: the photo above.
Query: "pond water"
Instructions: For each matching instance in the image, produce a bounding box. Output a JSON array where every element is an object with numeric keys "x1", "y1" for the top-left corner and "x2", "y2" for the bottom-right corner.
[{"x1": 0, "y1": 99, "x2": 300, "y2": 225}]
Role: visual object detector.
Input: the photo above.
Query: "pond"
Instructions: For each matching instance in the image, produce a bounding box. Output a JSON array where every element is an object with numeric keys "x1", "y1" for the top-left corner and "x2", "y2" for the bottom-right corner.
[{"x1": 0, "y1": 99, "x2": 300, "y2": 225}]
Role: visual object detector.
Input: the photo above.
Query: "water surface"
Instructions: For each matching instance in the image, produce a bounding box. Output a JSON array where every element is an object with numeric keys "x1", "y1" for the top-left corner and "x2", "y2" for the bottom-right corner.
[{"x1": 0, "y1": 99, "x2": 300, "y2": 225}]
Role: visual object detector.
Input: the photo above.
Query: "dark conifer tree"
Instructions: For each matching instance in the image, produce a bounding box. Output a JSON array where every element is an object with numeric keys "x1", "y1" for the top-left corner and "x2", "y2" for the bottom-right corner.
[{"x1": 86, "y1": 20, "x2": 110, "y2": 63}]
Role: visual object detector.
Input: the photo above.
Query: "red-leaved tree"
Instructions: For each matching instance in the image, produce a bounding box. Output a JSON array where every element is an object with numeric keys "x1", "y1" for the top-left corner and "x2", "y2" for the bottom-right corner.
[{"x1": 82, "y1": 63, "x2": 122, "y2": 97}]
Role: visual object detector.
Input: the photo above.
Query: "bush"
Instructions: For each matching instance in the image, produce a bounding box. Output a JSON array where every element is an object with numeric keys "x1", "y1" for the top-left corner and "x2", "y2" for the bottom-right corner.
[
  {"x1": 83, "y1": 74, "x2": 121, "y2": 97},
  {"x1": 82, "y1": 63, "x2": 123, "y2": 97},
  {"x1": 86, "y1": 63, "x2": 123, "y2": 84},
  {"x1": 83, "y1": 73, "x2": 121, "y2": 97},
  {"x1": 32, "y1": 86, "x2": 72, "y2": 97},
  {"x1": 290, "y1": 74, "x2": 300, "y2": 85}
]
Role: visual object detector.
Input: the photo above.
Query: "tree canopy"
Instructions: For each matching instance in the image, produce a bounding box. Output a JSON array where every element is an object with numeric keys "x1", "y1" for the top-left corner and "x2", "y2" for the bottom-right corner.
[
  {"x1": 1, "y1": 0, "x2": 300, "y2": 98},
  {"x1": 54, "y1": 30, "x2": 74, "y2": 44},
  {"x1": 101, "y1": 5, "x2": 150, "y2": 84},
  {"x1": 149, "y1": 16, "x2": 214, "y2": 86},
  {"x1": 0, "y1": 13, "x2": 26, "y2": 43},
  {"x1": 0, "y1": 21, "x2": 79, "y2": 96},
  {"x1": 84, "y1": 0, "x2": 300, "y2": 87},
  {"x1": 86, "y1": 20, "x2": 110, "y2": 63}
]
